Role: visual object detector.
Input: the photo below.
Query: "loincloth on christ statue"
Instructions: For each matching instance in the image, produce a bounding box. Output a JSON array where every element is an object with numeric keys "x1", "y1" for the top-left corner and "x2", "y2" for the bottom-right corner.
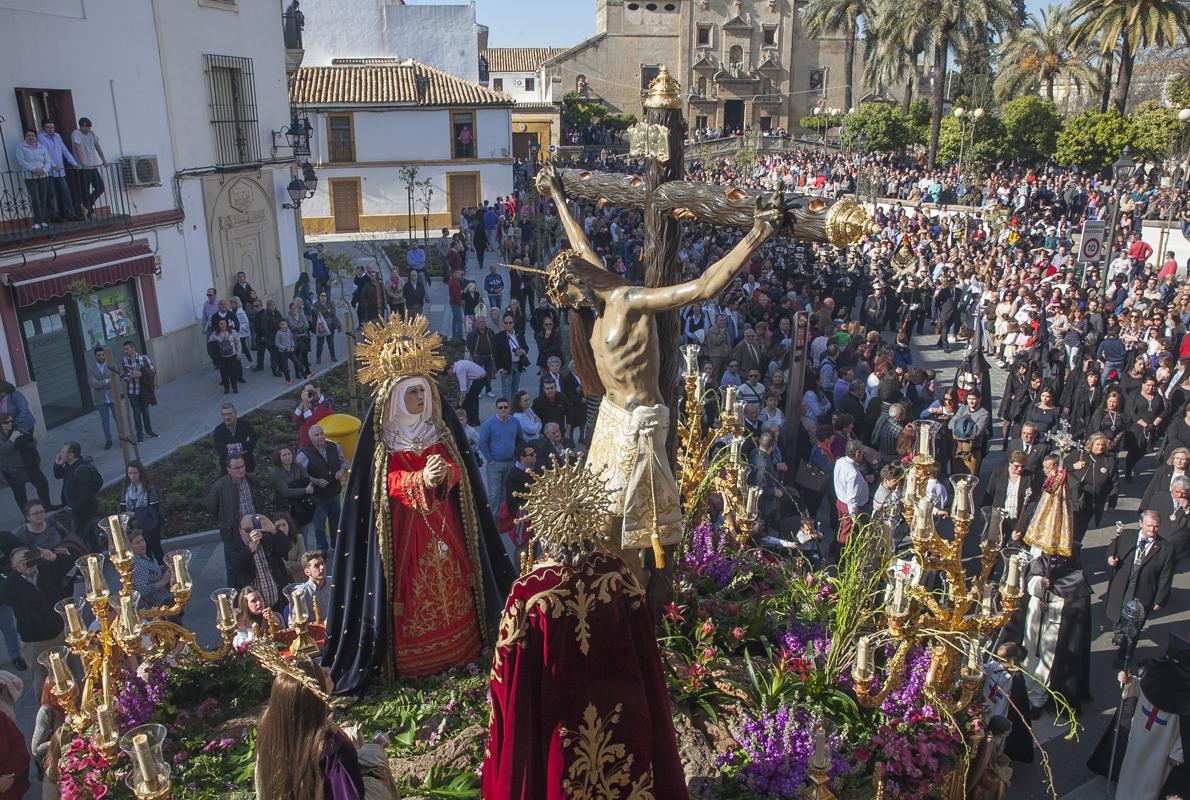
[{"x1": 584, "y1": 399, "x2": 683, "y2": 550}]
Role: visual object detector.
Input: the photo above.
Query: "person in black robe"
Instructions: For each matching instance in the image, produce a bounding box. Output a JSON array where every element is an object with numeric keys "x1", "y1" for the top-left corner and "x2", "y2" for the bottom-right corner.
[
  {"x1": 1063, "y1": 368, "x2": 1104, "y2": 440},
  {"x1": 323, "y1": 400, "x2": 516, "y2": 695}
]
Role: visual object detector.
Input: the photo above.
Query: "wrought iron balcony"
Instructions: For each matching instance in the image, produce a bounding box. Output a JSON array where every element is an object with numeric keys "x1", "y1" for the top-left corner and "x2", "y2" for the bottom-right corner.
[{"x1": 0, "y1": 162, "x2": 132, "y2": 246}]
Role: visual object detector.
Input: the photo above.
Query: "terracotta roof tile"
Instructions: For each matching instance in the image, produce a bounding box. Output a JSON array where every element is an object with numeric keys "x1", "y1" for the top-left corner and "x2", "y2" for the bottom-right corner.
[
  {"x1": 291, "y1": 59, "x2": 512, "y2": 107},
  {"x1": 481, "y1": 48, "x2": 568, "y2": 74}
]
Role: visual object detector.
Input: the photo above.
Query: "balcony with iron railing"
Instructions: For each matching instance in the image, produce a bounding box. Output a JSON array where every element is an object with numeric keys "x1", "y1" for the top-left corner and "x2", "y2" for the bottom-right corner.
[
  {"x1": 282, "y1": 10, "x2": 305, "y2": 75},
  {"x1": 0, "y1": 162, "x2": 133, "y2": 246}
]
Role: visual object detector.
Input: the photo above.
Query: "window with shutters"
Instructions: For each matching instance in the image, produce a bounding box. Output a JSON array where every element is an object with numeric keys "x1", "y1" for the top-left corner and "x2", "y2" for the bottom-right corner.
[{"x1": 327, "y1": 114, "x2": 355, "y2": 163}]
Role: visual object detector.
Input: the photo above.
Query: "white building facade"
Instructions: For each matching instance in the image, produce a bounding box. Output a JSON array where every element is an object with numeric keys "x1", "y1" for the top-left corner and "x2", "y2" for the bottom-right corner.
[
  {"x1": 293, "y1": 60, "x2": 514, "y2": 235},
  {"x1": 0, "y1": 0, "x2": 303, "y2": 431},
  {"x1": 481, "y1": 48, "x2": 566, "y2": 160}
]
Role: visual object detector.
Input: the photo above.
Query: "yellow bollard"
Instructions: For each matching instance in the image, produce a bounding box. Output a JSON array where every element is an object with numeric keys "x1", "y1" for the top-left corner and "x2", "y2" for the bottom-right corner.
[{"x1": 319, "y1": 413, "x2": 363, "y2": 464}]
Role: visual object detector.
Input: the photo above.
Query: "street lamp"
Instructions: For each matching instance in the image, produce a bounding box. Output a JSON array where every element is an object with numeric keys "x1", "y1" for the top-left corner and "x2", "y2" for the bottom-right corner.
[
  {"x1": 283, "y1": 162, "x2": 318, "y2": 209},
  {"x1": 1099, "y1": 145, "x2": 1137, "y2": 297}
]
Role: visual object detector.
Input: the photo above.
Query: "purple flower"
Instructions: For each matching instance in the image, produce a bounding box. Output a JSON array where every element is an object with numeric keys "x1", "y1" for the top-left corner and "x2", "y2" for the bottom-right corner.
[
  {"x1": 682, "y1": 522, "x2": 741, "y2": 589},
  {"x1": 719, "y1": 705, "x2": 849, "y2": 798}
]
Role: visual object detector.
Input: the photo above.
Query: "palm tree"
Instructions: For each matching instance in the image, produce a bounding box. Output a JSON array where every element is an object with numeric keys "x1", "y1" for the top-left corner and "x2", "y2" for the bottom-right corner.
[
  {"x1": 879, "y1": 0, "x2": 1016, "y2": 166},
  {"x1": 1071, "y1": 0, "x2": 1190, "y2": 114},
  {"x1": 864, "y1": 0, "x2": 929, "y2": 112},
  {"x1": 802, "y1": 0, "x2": 871, "y2": 111},
  {"x1": 994, "y1": 4, "x2": 1099, "y2": 102}
]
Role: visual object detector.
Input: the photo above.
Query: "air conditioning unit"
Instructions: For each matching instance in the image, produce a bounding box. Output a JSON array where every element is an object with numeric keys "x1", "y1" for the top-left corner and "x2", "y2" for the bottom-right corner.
[
  {"x1": 516, "y1": 78, "x2": 525, "y2": 87},
  {"x1": 120, "y1": 156, "x2": 162, "y2": 187}
]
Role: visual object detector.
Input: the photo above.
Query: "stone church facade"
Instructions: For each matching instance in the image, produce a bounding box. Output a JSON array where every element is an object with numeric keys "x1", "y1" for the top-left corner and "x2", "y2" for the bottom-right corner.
[{"x1": 542, "y1": 0, "x2": 865, "y2": 135}]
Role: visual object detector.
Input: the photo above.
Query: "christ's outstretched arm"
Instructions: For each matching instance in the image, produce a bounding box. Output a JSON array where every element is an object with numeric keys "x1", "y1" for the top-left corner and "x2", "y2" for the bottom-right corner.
[
  {"x1": 622, "y1": 193, "x2": 785, "y2": 314},
  {"x1": 536, "y1": 162, "x2": 600, "y2": 266}
]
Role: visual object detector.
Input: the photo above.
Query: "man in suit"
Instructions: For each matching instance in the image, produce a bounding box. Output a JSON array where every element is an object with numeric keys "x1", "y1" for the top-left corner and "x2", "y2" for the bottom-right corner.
[
  {"x1": 837, "y1": 380, "x2": 867, "y2": 429},
  {"x1": 1156, "y1": 476, "x2": 1190, "y2": 561},
  {"x1": 732, "y1": 327, "x2": 765, "y2": 376},
  {"x1": 1105, "y1": 510, "x2": 1176, "y2": 666},
  {"x1": 493, "y1": 314, "x2": 527, "y2": 401},
  {"x1": 980, "y1": 451, "x2": 1034, "y2": 541},
  {"x1": 1009, "y1": 423, "x2": 1050, "y2": 494},
  {"x1": 532, "y1": 379, "x2": 570, "y2": 432},
  {"x1": 532, "y1": 422, "x2": 580, "y2": 466},
  {"x1": 934, "y1": 277, "x2": 959, "y2": 352},
  {"x1": 503, "y1": 443, "x2": 538, "y2": 562},
  {"x1": 205, "y1": 454, "x2": 264, "y2": 586}
]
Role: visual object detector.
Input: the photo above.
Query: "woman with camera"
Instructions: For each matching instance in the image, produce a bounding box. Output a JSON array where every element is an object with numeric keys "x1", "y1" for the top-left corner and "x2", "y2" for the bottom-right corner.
[
  {"x1": 230, "y1": 515, "x2": 290, "y2": 612},
  {"x1": 271, "y1": 447, "x2": 315, "y2": 548}
]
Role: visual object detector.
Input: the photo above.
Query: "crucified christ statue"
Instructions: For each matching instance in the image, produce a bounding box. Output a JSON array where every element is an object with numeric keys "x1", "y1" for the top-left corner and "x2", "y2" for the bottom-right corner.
[{"x1": 522, "y1": 162, "x2": 786, "y2": 572}]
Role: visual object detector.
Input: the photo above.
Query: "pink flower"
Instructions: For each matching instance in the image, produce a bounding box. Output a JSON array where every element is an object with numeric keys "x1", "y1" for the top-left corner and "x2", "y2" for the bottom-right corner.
[
  {"x1": 663, "y1": 602, "x2": 687, "y2": 623},
  {"x1": 731, "y1": 627, "x2": 745, "y2": 641},
  {"x1": 700, "y1": 646, "x2": 716, "y2": 662},
  {"x1": 699, "y1": 620, "x2": 715, "y2": 636}
]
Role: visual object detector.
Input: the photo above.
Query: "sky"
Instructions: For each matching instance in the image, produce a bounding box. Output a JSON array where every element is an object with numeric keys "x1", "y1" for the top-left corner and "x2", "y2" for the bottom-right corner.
[{"x1": 408, "y1": 0, "x2": 1053, "y2": 50}]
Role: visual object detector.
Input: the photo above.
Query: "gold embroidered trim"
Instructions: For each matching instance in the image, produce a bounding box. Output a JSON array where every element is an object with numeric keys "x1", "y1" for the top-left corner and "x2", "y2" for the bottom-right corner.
[{"x1": 560, "y1": 703, "x2": 656, "y2": 800}]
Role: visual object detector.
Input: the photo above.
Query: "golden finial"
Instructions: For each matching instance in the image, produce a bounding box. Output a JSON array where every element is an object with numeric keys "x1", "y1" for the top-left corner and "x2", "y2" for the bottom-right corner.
[
  {"x1": 355, "y1": 313, "x2": 446, "y2": 390},
  {"x1": 245, "y1": 640, "x2": 330, "y2": 702},
  {"x1": 643, "y1": 64, "x2": 681, "y2": 109},
  {"x1": 515, "y1": 456, "x2": 614, "y2": 560},
  {"x1": 823, "y1": 196, "x2": 877, "y2": 247}
]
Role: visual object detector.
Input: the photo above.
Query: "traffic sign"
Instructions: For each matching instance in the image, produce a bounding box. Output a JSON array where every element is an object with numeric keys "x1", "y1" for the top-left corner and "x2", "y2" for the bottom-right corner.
[
  {"x1": 548, "y1": 144, "x2": 557, "y2": 154},
  {"x1": 1078, "y1": 219, "x2": 1105, "y2": 264}
]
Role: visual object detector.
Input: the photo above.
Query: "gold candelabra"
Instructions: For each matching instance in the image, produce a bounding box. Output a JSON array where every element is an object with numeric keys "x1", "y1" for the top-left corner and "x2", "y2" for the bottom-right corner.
[
  {"x1": 852, "y1": 422, "x2": 1029, "y2": 716},
  {"x1": 676, "y1": 344, "x2": 759, "y2": 540},
  {"x1": 43, "y1": 514, "x2": 325, "y2": 798}
]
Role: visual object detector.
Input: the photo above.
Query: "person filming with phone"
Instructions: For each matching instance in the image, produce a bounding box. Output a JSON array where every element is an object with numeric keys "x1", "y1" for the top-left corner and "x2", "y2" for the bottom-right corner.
[{"x1": 231, "y1": 514, "x2": 290, "y2": 612}]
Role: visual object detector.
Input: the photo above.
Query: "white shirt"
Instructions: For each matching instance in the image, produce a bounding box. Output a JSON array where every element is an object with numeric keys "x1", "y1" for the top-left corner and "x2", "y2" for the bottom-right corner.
[
  {"x1": 1004, "y1": 475, "x2": 1022, "y2": 518},
  {"x1": 833, "y1": 456, "x2": 869, "y2": 513},
  {"x1": 452, "y1": 359, "x2": 487, "y2": 393}
]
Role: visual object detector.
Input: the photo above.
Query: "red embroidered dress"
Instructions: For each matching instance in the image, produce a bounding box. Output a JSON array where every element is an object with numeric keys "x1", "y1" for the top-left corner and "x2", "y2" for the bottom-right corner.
[{"x1": 387, "y1": 443, "x2": 481, "y2": 676}]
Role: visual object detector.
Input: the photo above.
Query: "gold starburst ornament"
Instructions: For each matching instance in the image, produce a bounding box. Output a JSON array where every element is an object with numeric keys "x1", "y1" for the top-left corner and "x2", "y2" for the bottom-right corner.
[
  {"x1": 515, "y1": 456, "x2": 615, "y2": 561},
  {"x1": 246, "y1": 640, "x2": 330, "y2": 702},
  {"x1": 356, "y1": 314, "x2": 446, "y2": 390}
]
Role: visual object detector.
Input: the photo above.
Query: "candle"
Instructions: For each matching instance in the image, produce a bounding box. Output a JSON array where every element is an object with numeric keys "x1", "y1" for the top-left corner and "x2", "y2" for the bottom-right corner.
[
  {"x1": 170, "y1": 552, "x2": 191, "y2": 591},
  {"x1": 63, "y1": 602, "x2": 83, "y2": 638},
  {"x1": 892, "y1": 575, "x2": 906, "y2": 612},
  {"x1": 290, "y1": 588, "x2": 307, "y2": 625},
  {"x1": 216, "y1": 593, "x2": 235, "y2": 627},
  {"x1": 903, "y1": 464, "x2": 919, "y2": 499},
  {"x1": 746, "y1": 486, "x2": 760, "y2": 515},
  {"x1": 48, "y1": 652, "x2": 71, "y2": 693},
  {"x1": 86, "y1": 556, "x2": 106, "y2": 597},
  {"x1": 131, "y1": 733, "x2": 157, "y2": 789},
  {"x1": 980, "y1": 583, "x2": 995, "y2": 616},
  {"x1": 120, "y1": 594, "x2": 139, "y2": 633},
  {"x1": 856, "y1": 635, "x2": 870, "y2": 676},
  {"x1": 952, "y1": 478, "x2": 972, "y2": 517},
  {"x1": 916, "y1": 423, "x2": 930, "y2": 456},
  {"x1": 684, "y1": 345, "x2": 700, "y2": 374},
  {"x1": 96, "y1": 704, "x2": 117, "y2": 743},
  {"x1": 729, "y1": 436, "x2": 742, "y2": 464},
  {"x1": 812, "y1": 724, "x2": 828, "y2": 768},
  {"x1": 733, "y1": 399, "x2": 746, "y2": 426},
  {"x1": 723, "y1": 385, "x2": 736, "y2": 411},
  {"x1": 107, "y1": 515, "x2": 130, "y2": 559},
  {"x1": 1005, "y1": 555, "x2": 1020, "y2": 592},
  {"x1": 697, "y1": 373, "x2": 708, "y2": 395},
  {"x1": 966, "y1": 639, "x2": 980, "y2": 672}
]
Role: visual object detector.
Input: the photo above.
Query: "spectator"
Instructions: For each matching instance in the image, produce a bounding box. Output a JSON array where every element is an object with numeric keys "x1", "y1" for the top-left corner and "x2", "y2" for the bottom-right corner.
[
  {"x1": 213, "y1": 403, "x2": 258, "y2": 473},
  {"x1": 311, "y1": 290, "x2": 339, "y2": 364},
  {"x1": 273, "y1": 514, "x2": 307, "y2": 583},
  {"x1": 31, "y1": 683, "x2": 65, "y2": 797},
  {"x1": 10, "y1": 501, "x2": 72, "y2": 555},
  {"x1": 483, "y1": 262, "x2": 505, "y2": 310},
  {"x1": 70, "y1": 117, "x2": 107, "y2": 218},
  {"x1": 403, "y1": 269, "x2": 427, "y2": 316},
  {"x1": 466, "y1": 315, "x2": 497, "y2": 398},
  {"x1": 532, "y1": 379, "x2": 570, "y2": 432},
  {"x1": 447, "y1": 268, "x2": 465, "y2": 339},
  {"x1": 253, "y1": 299, "x2": 283, "y2": 376},
  {"x1": 293, "y1": 381, "x2": 333, "y2": 448},
  {"x1": 51, "y1": 443, "x2": 102, "y2": 552},
  {"x1": 286, "y1": 300, "x2": 314, "y2": 378},
  {"x1": 16, "y1": 129, "x2": 51, "y2": 229},
  {"x1": 503, "y1": 444, "x2": 537, "y2": 562},
  {"x1": 232, "y1": 586, "x2": 274, "y2": 649},
  {"x1": 232, "y1": 514, "x2": 290, "y2": 610},
  {"x1": 270, "y1": 446, "x2": 315, "y2": 546},
  {"x1": 296, "y1": 425, "x2": 346, "y2": 551},
  {"x1": 384, "y1": 270, "x2": 405, "y2": 319},
  {"x1": 479, "y1": 398, "x2": 521, "y2": 516},
  {"x1": 85, "y1": 345, "x2": 117, "y2": 449},
  {"x1": 290, "y1": 549, "x2": 331, "y2": 625},
  {"x1": 37, "y1": 120, "x2": 78, "y2": 223},
  {"x1": 494, "y1": 314, "x2": 527, "y2": 401},
  {"x1": 407, "y1": 241, "x2": 427, "y2": 286},
  {"x1": 303, "y1": 243, "x2": 331, "y2": 295},
  {"x1": 231, "y1": 298, "x2": 253, "y2": 369},
  {"x1": 206, "y1": 455, "x2": 264, "y2": 586},
  {"x1": 275, "y1": 319, "x2": 301, "y2": 385},
  {"x1": 0, "y1": 546, "x2": 70, "y2": 697},
  {"x1": 232, "y1": 270, "x2": 255, "y2": 310},
  {"x1": 121, "y1": 340, "x2": 159, "y2": 442},
  {"x1": 128, "y1": 529, "x2": 173, "y2": 609},
  {"x1": 512, "y1": 390, "x2": 542, "y2": 440},
  {"x1": 832, "y1": 439, "x2": 869, "y2": 557},
  {"x1": 210, "y1": 317, "x2": 243, "y2": 394},
  {"x1": 118, "y1": 461, "x2": 164, "y2": 564},
  {"x1": 0, "y1": 415, "x2": 35, "y2": 517}
]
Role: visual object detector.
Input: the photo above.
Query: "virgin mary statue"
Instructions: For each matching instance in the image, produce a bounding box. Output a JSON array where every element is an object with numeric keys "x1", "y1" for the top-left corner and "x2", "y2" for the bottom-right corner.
[{"x1": 325, "y1": 315, "x2": 515, "y2": 694}]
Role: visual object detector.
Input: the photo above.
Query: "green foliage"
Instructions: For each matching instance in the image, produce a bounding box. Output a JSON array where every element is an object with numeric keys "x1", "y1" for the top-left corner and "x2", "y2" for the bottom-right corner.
[
  {"x1": 824, "y1": 518, "x2": 891, "y2": 682},
  {"x1": 1054, "y1": 109, "x2": 1137, "y2": 170},
  {"x1": 1131, "y1": 100, "x2": 1182, "y2": 161},
  {"x1": 1000, "y1": 96, "x2": 1063, "y2": 161},
  {"x1": 907, "y1": 97, "x2": 931, "y2": 145},
  {"x1": 936, "y1": 112, "x2": 1008, "y2": 167},
  {"x1": 797, "y1": 113, "x2": 844, "y2": 132},
  {"x1": 561, "y1": 91, "x2": 614, "y2": 134},
  {"x1": 412, "y1": 765, "x2": 482, "y2": 798},
  {"x1": 1170, "y1": 73, "x2": 1190, "y2": 109},
  {"x1": 603, "y1": 112, "x2": 638, "y2": 132},
  {"x1": 841, "y1": 103, "x2": 911, "y2": 152}
]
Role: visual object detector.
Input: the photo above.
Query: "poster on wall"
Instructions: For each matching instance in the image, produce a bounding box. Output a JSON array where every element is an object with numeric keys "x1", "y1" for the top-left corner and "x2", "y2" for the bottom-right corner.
[
  {"x1": 809, "y1": 68, "x2": 827, "y2": 96},
  {"x1": 79, "y1": 285, "x2": 139, "y2": 350}
]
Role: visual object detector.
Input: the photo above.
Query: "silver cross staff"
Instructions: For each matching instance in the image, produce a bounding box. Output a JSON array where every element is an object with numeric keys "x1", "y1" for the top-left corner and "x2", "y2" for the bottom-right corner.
[{"x1": 1046, "y1": 419, "x2": 1080, "y2": 458}]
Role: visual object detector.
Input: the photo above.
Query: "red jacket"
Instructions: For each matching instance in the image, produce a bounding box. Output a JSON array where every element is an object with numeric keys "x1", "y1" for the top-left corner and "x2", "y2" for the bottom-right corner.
[{"x1": 293, "y1": 399, "x2": 334, "y2": 448}]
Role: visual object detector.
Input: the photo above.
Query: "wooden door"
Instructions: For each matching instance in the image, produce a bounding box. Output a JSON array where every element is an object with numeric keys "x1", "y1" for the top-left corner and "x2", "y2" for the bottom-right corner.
[
  {"x1": 330, "y1": 179, "x2": 360, "y2": 232},
  {"x1": 447, "y1": 173, "x2": 479, "y2": 224}
]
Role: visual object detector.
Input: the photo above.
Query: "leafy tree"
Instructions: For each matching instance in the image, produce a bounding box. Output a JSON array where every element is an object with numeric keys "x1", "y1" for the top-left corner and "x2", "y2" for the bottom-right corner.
[
  {"x1": 936, "y1": 112, "x2": 1007, "y2": 166},
  {"x1": 906, "y1": 97, "x2": 932, "y2": 146},
  {"x1": 1170, "y1": 72, "x2": 1190, "y2": 108},
  {"x1": 802, "y1": 0, "x2": 872, "y2": 110},
  {"x1": 994, "y1": 4, "x2": 1099, "y2": 102},
  {"x1": 798, "y1": 112, "x2": 845, "y2": 132},
  {"x1": 1053, "y1": 109, "x2": 1136, "y2": 170},
  {"x1": 1130, "y1": 100, "x2": 1180, "y2": 161},
  {"x1": 841, "y1": 103, "x2": 911, "y2": 151},
  {"x1": 1070, "y1": 0, "x2": 1190, "y2": 114},
  {"x1": 1000, "y1": 96, "x2": 1063, "y2": 160},
  {"x1": 561, "y1": 91, "x2": 611, "y2": 134}
]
